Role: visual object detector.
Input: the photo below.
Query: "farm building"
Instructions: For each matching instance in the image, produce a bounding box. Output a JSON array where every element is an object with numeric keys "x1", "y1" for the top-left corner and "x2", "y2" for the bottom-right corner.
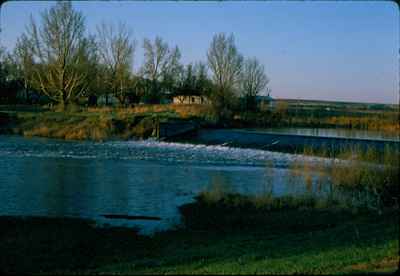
[
  {"x1": 256, "y1": 95, "x2": 275, "y2": 110},
  {"x1": 173, "y1": 95, "x2": 210, "y2": 105}
]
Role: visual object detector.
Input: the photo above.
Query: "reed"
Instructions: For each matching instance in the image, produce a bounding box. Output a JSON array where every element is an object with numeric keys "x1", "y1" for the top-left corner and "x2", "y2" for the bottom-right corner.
[{"x1": 288, "y1": 145, "x2": 399, "y2": 211}]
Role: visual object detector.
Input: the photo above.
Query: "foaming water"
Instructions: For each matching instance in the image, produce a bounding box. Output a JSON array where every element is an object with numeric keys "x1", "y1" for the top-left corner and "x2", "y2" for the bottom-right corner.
[
  {"x1": 0, "y1": 135, "x2": 328, "y2": 167},
  {"x1": 0, "y1": 135, "x2": 330, "y2": 234}
]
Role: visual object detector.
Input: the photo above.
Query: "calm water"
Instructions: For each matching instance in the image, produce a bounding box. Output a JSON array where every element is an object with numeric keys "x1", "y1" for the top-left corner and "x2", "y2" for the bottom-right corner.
[
  {"x1": 0, "y1": 135, "x2": 331, "y2": 234},
  {"x1": 249, "y1": 127, "x2": 399, "y2": 141}
]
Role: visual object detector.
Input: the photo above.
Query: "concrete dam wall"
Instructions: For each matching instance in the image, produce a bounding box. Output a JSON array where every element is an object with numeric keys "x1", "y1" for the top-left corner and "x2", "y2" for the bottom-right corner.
[{"x1": 193, "y1": 129, "x2": 399, "y2": 152}]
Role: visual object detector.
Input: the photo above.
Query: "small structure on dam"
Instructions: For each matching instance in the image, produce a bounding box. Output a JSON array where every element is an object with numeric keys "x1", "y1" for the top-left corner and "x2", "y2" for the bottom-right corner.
[{"x1": 155, "y1": 119, "x2": 199, "y2": 140}]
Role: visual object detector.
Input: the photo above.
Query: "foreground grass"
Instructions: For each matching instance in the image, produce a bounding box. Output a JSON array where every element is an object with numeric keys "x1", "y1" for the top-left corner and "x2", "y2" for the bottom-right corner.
[
  {"x1": 132, "y1": 212, "x2": 398, "y2": 275},
  {"x1": 1, "y1": 207, "x2": 398, "y2": 274}
]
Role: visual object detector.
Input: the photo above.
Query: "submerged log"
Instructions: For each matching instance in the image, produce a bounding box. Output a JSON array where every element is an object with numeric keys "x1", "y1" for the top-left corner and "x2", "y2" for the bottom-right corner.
[{"x1": 101, "y1": 214, "x2": 161, "y2": 220}]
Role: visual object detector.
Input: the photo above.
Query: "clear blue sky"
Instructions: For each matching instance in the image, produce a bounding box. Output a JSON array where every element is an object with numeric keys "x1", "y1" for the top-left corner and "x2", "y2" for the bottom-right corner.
[{"x1": 1, "y1": 0, "x2": 398, "y2": 104}]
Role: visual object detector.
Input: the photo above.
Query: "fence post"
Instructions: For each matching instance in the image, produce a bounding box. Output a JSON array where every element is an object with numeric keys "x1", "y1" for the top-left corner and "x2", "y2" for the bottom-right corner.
[{"x1": 154, "y1": 117, "x2": 159, "y2": 139}]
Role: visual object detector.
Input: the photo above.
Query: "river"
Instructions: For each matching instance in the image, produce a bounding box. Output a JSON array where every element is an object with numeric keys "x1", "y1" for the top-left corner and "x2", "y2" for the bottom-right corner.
[{"x1": 0, "y1": 135, "x2": 334, "y2": 234}]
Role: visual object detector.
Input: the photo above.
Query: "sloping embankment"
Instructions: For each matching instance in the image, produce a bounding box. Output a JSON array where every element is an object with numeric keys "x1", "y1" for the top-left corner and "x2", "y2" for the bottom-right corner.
[{"x1": 0, "y1": 111, "x2": 201, "y2": 141}]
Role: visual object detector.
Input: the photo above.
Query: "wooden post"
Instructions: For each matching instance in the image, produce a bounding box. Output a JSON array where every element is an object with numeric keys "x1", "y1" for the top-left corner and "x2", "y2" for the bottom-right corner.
[{"x1": 156, "y1": 117, "x2": 160, "y2": 139}]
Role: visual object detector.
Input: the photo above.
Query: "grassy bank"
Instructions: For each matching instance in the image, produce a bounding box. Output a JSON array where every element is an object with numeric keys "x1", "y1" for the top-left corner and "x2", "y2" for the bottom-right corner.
[
  {"x1": 0, "y1": 104, "x2": 211, "y2": 141},
  {"x1": 1, "y1": 205, "x2": 398, "y2": 274}
]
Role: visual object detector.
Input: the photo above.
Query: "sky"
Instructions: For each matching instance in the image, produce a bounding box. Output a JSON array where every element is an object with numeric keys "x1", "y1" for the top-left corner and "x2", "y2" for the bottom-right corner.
[{"x1": 0, "y1": 0, "x2": 398, "y2": 104}]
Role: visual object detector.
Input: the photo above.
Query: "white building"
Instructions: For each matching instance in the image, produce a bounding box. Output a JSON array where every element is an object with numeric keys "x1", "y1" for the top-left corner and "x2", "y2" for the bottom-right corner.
[{"x1": 173, "y1": 95, "x2": 210, "y2": 105}]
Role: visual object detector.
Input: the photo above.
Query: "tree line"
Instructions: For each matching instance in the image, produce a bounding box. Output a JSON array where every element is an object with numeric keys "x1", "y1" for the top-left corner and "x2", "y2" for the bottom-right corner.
[{"x1": 0, "y1": 2, "x2": 270, "y2": 119}]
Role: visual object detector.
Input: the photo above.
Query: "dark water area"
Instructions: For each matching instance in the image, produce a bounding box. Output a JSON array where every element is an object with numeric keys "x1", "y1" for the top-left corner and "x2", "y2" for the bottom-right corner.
[{"x1": 0, "y1": 135, "x2": 332, "y2": 234}]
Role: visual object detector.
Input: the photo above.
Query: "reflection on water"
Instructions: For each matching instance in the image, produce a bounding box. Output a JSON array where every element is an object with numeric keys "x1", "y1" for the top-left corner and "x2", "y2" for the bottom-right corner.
[
  {"x1": 250, "y1": 127, "x2": 399, "y2": 141},
  {"x1": 0, "y1": 135, "x2": 331, "y2": 234}
]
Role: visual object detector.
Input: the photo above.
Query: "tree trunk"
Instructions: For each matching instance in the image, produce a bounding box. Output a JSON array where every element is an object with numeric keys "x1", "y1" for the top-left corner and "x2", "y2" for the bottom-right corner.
[
  {"x1": 57, "y1": 100, "x2": 66, "y2": 112},
  {"x1": 24, "y1": 82, "x2": 29, "y2": 104}
]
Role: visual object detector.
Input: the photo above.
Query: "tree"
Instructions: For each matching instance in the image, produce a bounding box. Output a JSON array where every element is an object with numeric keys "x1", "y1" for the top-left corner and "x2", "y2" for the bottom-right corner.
[
  {"x1": 78, "y1": 35, "x2": 101, "y2": 98},
  {"x1": 207, "y1": 33, "x2": 243, "y2": 119},
  {"x1": 13, "y1": 34, "x2": 35, "y2": 103},
  {"x1": 176, "y1": 63, "x2": 196, "y2": 97},
  {"x1": 0, "y1": 46, "x2": 23, "y2": 104},
  {"x1": 96, "y1": 22, "x2": 135, "y2": 105},
  {"x1": 175, "y1": 62, "x2": 213, "y2": 102},
  {"x1": 193, "y1": 62, "x2": 213, "y2": 97},
  {"x1": 161, "y1": 46, "x2": 183, "y2": 94},
  {"x1": 0, "y1": 46, "x2": 9, "y2": 93},
  {"x1": 22, "y1": 1, "x2": 94, "y2": 109},
  {"x1": 0, "y1": 47, "x2": 11, "y2": 103},
  {"x1": 140, "y1": 36, "x2": 182, "y2": 103},
  {"x1": 240, "y1": 57, "x2": 269, "y2": 110}
]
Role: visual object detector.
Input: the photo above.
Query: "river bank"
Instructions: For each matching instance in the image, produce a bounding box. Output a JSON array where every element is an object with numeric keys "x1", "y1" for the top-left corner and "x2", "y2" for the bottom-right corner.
[
  {"x1": 1, "y1": 103, "x2": 398, "y2": 143},
  {"x1": 0, "y1": 105, "x2": 208, "y2": 141},
  {"x1": 1, "y1": 200, "x2": 398, "y2": 274}
]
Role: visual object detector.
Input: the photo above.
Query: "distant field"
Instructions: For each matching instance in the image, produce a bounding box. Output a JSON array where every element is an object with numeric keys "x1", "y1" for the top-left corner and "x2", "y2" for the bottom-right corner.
[{"x1": 275, "y1": 98, "x2": 398, "y2": 110}]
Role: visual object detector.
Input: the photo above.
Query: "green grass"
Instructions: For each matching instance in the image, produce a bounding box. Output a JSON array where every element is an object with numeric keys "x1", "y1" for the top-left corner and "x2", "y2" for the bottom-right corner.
[
  {"x1": 130, "y1": 213, "x2": 398, "y2": 275},
  {"x1": 1, "y1": 183, "x2": 399, "y2": 274},
  {"x1": 1, "y1": 209, "x2": 397, "y2": 274}
]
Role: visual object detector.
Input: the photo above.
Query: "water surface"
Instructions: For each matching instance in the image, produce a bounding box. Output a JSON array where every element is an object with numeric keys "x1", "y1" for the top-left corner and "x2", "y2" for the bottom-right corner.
[{"x1": 0, "y1": 135, "x2": 330, "y2": 233}]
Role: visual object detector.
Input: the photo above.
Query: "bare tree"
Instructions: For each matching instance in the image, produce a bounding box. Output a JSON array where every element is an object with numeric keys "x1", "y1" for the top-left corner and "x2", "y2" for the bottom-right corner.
[
  {"x1": 23, "y1": 1, "x2": 94, "y2": 109},
  {"x1": 240, "y1": 57, "x2": 269, "y2": 110},
  {"x1": 140, "y1": 36, "x2": 182, "y2": 102},
  {"x1": 13, "y1": 34, "x2": 35, "y2": 102},
  {"x1": 162, "y1": 46, "x2": 183, "y2": 92},
  {"x1": 78, "y1": 35, "x2": 101, "y2": 100},
  {"x1": 141, "y1": 36, "x2": 169, "y2": 82},
  {"x1": 0, "y1": 46, "x2": 13, "y2": 103},
  {"x1": 96, "y1": 22, "x2": 135, "y2": 105},
  {"x1": 207, "y1": 33, "x2": 243, "y2": 93},
  {"x1": 207, "y1": 33, "x2": 243, "y2": 119}
]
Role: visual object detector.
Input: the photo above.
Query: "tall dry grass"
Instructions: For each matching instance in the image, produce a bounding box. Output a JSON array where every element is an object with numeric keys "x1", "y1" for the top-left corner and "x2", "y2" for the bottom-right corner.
[
  {"x1": 325, "y1": 115, "x2": 400, "y2": 134},
  {"x1": 87, "y1": 104, "x2": 212, "y2": 120},
  {"x1": 198, "y1": 145, "x2": 398, "y2": 213},
  {"x1": 288, "y1": 145, "x2": 399, "y2": 211},
  {"x1": 23, "y1": 113, "x2": 115, "y2": 141}
]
